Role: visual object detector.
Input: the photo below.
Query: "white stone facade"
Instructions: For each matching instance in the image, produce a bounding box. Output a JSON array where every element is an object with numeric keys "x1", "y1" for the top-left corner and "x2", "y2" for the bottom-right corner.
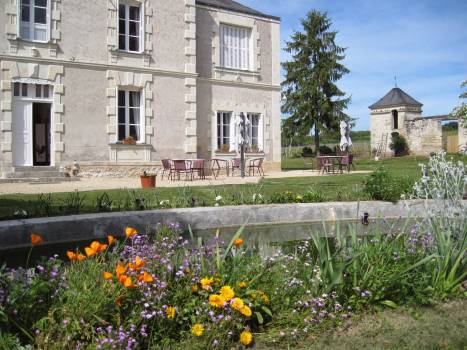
[{"x1": 0, "y1": 0, "x2": 282, "y2": 176}]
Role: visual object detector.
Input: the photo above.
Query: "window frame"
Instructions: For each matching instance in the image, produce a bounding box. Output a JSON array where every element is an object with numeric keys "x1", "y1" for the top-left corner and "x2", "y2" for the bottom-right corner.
[
  {"x1": 216, "y1": 111, "x2": 232, "y2": 150},
  {"x1": 219, "y1": 24, "x2": 252, "y2": 71},
  {"x1": 12, "y1": 82, "x2": 53, "y2": 101},
  {"x1": 18, "y1": 0, "x2": 51, "y2": 43},
  {"x1": 116, "y1": 88, "x2": 145, "y2": 144},
  {"x1": 246, "y1": 113, "x2": 261, "y2": 148},
  {"x1": 117, "y1": 2, "x2": 144, "y2": 53}
]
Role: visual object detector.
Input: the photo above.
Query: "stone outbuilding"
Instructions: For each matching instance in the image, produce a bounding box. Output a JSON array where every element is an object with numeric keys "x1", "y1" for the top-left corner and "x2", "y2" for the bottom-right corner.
[{"x1": 370, "y1": 87, "x2": 465, "y2": 157}]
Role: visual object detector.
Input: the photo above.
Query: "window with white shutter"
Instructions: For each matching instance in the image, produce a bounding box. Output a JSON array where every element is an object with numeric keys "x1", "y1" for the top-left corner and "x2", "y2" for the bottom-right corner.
[
  {"x1": 19, "y1": 0, "x2": 49, "y2": 42},
  {"x1": 220, "y1": 24, "x2": 251, "y2": 70}
]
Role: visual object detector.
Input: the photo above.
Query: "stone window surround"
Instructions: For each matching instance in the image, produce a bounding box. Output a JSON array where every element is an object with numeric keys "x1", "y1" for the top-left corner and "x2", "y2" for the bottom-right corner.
[
  {"x1": 4, "y1": 0, "x2": 62, "y2": 57},
  {"x1": 209, "y1": 102, "x2": 270, "y2": 157},
  {"x1": 107, "y1": 0, "x2": 153, "y2": 66},
  {"x1": 105, "y1": 70, "x2": 153, "y2": 162},
  {"x1": 184, "y1": 0, "x2": 197, "y2": 154},
  {"x1": 0, "y1": 61, "x2": 65, "y2": 169},
  {"x1": 211, "y1": 11, "x2": 261, "y2": 83}
]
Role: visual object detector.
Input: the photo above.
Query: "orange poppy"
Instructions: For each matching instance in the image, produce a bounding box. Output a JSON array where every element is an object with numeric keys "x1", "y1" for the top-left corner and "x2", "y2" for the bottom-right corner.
[
  {"x1": 30, "y1": 234, "x2": 43, "y2": 245},
  {"x1": 118, "y1": 274, "x2": 128, "y2": 284},
  {"x1": 234, "y1": 238, "x2": 244, "y2": 248},
  {"x1": 137, "y1": 271, "x2": 154, "y2": 283},
  {"x1": 67, "y1": 251, "x2": 77, "y2": 261},
  {"x1": 125, "y1": 227, "x2": 138, "y2": 238},
  {"x1": 128, "y1": 256, "x2": 145, "y2": 271},
  {"x1": 103, "y1": 272, "x2": 113, "y2": 280},
  {"x1": 116, "y1": 263, "x2": 127, "y2": 277},
  {"x1": 85, "y1": 246, "x2": 97, "y2": 257},
  {"x1": 108, "y1": 235, "x2": 115, "y2": 245},
  {"x1": 123, "y1": 276, "x2": 137, "y2": 289},
  {"x1": 77, "y1": 253, "x2": 86, "y2": 261},
  {"x1": 90, "y1": 241, "x2": 107, "y2": 253}
]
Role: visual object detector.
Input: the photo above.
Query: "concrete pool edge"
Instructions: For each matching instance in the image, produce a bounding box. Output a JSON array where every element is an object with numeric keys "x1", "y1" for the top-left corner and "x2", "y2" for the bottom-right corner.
[{"x1": 0, "y1": 200, "x2": 464, "y2": 250}]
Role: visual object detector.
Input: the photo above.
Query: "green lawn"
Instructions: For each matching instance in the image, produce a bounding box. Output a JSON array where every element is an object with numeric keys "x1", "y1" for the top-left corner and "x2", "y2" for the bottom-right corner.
[
  {"x1": 0, "y1": 154, "x2": 464, "y2": 221},
  {"x1": 257, "y1": 299, "x2": 467, "y2": 350}
]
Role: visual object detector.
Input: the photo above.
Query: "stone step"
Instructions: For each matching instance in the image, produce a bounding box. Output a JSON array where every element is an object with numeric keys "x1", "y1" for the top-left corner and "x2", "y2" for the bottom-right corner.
[
  {"x1": 4, "y1": 171, "x2": 67, "y2": 179},
  {"x1": 0, "y1": 177, "x2": 79, "y2": 184},
  {"x1": 13, "y1": 166, "x2": 60, "y2": 172}
]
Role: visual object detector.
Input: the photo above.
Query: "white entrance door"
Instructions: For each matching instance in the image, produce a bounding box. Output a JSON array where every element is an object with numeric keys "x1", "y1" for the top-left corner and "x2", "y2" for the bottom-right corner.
[{"x1": 12, "y1": 100, "x2": 33, "y2": 166}]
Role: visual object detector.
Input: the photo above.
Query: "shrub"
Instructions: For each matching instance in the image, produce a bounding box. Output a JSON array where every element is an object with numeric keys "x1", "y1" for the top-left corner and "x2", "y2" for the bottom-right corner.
[
  {"x1": 318, "y1": 145, "x2": 334, "y2": 155},
  {"x1": 389, "y1": 132, "x2": 409, "y2": 156},
  {"x1": 301, "y1": 146, "x2": 314, "y2": 157},
  {"x1": 302, "y1": 189, "x2": 326, "y2": 202},
  {"x1": 364, "y1": 167, "x2": 413, "y2": 202}
]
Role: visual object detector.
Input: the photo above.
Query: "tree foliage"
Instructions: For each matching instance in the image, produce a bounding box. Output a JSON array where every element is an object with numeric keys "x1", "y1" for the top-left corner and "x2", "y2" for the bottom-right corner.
[
  {"x1": 282, "y1": 10, "x2": 350, "y2": 152},
  {"x1": 450, "y1": 80, "x2": 467, "y2": 128}
]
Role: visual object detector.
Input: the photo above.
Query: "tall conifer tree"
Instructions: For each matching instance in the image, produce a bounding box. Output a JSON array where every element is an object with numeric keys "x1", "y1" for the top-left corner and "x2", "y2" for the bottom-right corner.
[{"x1": 282, "y1": 10, "x2": 350, "y2": 152}]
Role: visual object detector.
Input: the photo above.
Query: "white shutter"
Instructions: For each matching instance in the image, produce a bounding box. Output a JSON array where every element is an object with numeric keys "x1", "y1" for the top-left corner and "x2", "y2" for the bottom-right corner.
[
  {"x1": 258, "y1": 115, "x2": 264, "y2": 152},
  {"x1": 229, "y1": 113, "x2": 237, "y2": 152}
]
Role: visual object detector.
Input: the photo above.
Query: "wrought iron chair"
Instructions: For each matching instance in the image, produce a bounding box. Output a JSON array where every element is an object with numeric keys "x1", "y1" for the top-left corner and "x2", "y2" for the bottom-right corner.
[
  {"x1": 248, "y1": 158, "x2": 264, "y2": 176},
  {"x1": 191, "y1": 159, "x2": 206, "y2": 180},
  {"x1": 173, "y1": 160, "x2": 193, "y2": 181},
  {"x1": 231, "y1": 158, "x2": 241, "y2": 176},
  {"x1": 161, "y1": 159, "x2": 174, "y2": 180}
]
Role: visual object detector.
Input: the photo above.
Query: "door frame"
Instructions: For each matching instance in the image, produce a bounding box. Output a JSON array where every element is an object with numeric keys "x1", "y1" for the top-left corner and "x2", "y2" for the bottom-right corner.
[{"x1": 12, "y1": 84, "x2": 54, "y2": 167}]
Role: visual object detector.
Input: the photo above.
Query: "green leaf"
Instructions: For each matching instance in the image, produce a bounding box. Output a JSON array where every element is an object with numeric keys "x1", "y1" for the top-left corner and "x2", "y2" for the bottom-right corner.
[
  {"x1": 380, "y1": 300, "x2": 398, "y2": 309},
  {"x1": 261, "y1": 306, "x2": 273, "y2": 317},
  {"x1": 255, "y1": 311, "x2": 264, "y2": 324}
]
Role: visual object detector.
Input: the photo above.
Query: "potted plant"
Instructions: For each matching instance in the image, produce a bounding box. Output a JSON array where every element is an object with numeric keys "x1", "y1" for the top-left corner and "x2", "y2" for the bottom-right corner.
[
  {"x1": 219, "y1": 144, "x2": 230, "y2": 153},
  {"x1": 123, "y1": 136, "x2": 136, "y2": 145},
  {"x1": 248, "y1": 144, "x2": 260, "y2": 153},
  {"x1": 140, "y1": 171, "x2": 156, "y2": 188}
]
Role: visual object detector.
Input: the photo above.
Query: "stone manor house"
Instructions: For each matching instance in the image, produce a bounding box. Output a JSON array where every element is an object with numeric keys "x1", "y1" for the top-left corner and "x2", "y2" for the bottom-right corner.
[{"x1": 0, "y1": 0, "x2": 281, "y2": 178}]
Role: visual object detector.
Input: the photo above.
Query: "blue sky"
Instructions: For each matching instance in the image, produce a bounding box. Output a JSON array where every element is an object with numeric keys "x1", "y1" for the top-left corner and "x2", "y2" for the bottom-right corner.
[{"x1": 239, "y1": 0, "x2": 467, "y2": 130}]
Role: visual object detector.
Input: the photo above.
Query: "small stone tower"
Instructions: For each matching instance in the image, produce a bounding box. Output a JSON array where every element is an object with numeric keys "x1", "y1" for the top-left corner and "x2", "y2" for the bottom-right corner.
[{"x1": 369, "y1": 87, "x2": 423, "y2": 156}]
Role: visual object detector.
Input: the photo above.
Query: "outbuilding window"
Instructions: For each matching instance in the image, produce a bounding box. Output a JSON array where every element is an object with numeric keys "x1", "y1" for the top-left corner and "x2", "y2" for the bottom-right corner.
[
  {"x1": 217, "y1": 112, "x2": 232, "y2": 150},
  {"x1": 392, "y1": 110, "x2": 399, "y2": 129}
]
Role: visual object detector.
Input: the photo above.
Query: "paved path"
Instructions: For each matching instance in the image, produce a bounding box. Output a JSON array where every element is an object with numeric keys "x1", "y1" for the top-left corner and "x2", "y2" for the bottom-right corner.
[{"x1": 0, "y1": 170, "x2": 371, "y2": 195}]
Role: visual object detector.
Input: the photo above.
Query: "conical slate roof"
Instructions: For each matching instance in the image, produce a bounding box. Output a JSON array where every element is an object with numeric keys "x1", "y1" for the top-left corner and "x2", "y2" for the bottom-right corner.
[
  {"x1": 369, "y1": 87, "x2": 423, "y2": 109},
  {"x1": 196, "y1": 0, "x2": 280, "y2": 21}
]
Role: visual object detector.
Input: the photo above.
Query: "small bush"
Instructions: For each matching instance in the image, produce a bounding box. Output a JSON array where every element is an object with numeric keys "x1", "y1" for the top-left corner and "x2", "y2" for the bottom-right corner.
[
  {"x1": 301, "y1": 147, "x2": 314, "y2": 157},
  {"x1": 390, "y1": 132, "x2": 409, "y2": 157},
  {"x1": 302, "y1": 189, "x2": 326, "y2": 202},
  {"x1": 318, "y1": 145, "x2": 334, "y2": 155},
  {"x1": 364, "y1": 167, "x2": 413, "y2": 202}
]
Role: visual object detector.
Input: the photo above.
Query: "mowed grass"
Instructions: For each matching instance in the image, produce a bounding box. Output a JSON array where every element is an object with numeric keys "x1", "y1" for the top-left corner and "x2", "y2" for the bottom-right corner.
[
  {"x1": 257, "y1": 299, "x2": 467, "y2": 350},
  {"x1": 0, "y1": 154, "x2": 464, "y2": 220}
]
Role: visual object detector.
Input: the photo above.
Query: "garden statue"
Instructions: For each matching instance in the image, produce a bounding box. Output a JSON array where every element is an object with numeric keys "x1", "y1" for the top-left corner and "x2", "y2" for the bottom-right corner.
[{"x1": 339, "y1": 120, "x2": 352, "y2": 152}]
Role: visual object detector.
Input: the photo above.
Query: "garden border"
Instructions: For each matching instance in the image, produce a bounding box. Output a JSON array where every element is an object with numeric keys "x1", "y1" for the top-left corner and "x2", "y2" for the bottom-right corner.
[{"x1": 0, "y1": 200, "x2": 463, "y2": 250}]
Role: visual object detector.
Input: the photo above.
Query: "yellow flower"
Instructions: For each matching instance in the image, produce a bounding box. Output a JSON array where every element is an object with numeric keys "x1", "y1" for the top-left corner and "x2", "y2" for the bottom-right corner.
[
  {"x1": 125, "y1": 227, "x2": 138, "y2": 238},
  {"x1": 261, "y1": 294, "x2": 270, "y2": 304},
  {"x1": 191, "y1": 284, "x2": 199, "y2": 293},
  {"x1": 240, "y1": 330, "x2": 253, "y2": 346},
  {"x1": 85, "y1": 246, "x2": 97, "y2": 257},
  {"x1": 220, "y1": 285, "x2": 235, "y2": 300},
  {"x1": 166, "y1": 306, "x2": 176, "y2": 319},
  {"x1": 123, "y1": 276, "x2": 136, "y2": 289},
  {"x1": 107, "y1": 235, "x2": 115, "y2": 245},
  {"x1": 209, "y1": 294, "x2": 226, "y2": 308},
  {"x1": 230, "y1": 297, "x2": 245, "y2": 311},
  {"x1": 234, "y1": 238, "x2": 244, "y2": 248},
  {"x1": 191, "y1": 323, "x2": 204, "y2": 337},
  {"x1": 200, "y1": 276, "x2": 214, "y2": 290},
  {"x1": 240, "y1": 305, "x2": 252, "y2": 317},
  {"x1": 237, "y1": 281, "x2": 248, "y2": 288}
]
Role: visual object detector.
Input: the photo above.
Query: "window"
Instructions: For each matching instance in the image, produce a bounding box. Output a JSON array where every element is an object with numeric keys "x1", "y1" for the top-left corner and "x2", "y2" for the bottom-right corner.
[
  {"x1": 247, "y1": 113, "x2": 260, "y2": 147},
  {"x1": 20, "y1": 0, "x2": 48, "y2": 42},
  {"x1": 220, "y1": 24, "x2": 251, "y2": 70},
  {"x1": 118, "y1": 3, "x2": 142, "y2": 52},
  {"x1": 392, "y1": 110, "x2": 398, "y2": 129},
  {"x1": 217, "y1": 112, "x2": 231, "y2": 149},
  {"x1": 13, "y1": 82, "x2": 52, "y2": 98},
  {"x1": 118, "y1": 90, "x2": 142, "y2": 142}
]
